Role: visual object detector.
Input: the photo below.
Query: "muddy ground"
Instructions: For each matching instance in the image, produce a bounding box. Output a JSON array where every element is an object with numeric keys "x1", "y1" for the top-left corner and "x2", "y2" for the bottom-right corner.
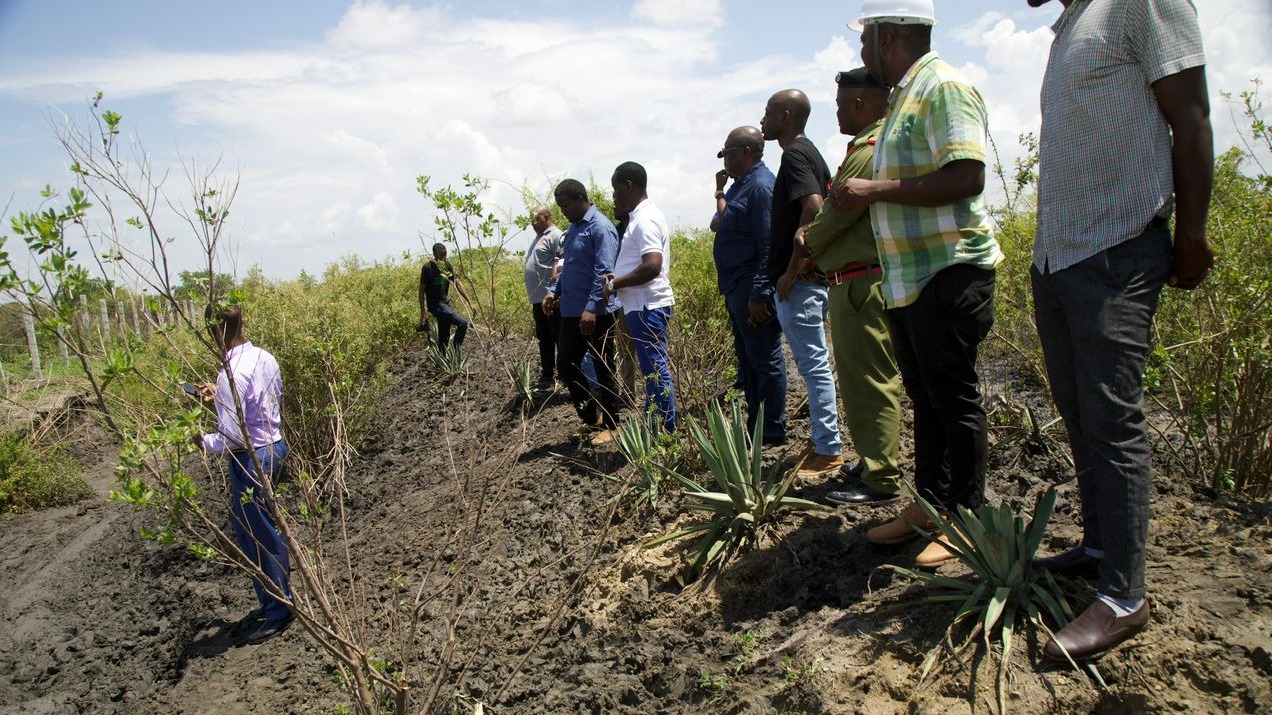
[{"x1": 1, "y1": 332, "x2": 1270, "y2": 714}]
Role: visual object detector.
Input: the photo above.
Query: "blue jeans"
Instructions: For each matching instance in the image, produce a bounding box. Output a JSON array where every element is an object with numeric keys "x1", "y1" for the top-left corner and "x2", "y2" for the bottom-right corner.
[
  {"x1": 429, "y1": 302, "x2": 468, "y2": 354},
  {"x1": 624, "y1": 307, "x2": 677, "y2": 432},
  {"x1": 774, "y1": 279, "x2": 842, "y2": 456},
  {"x1": 1032, "y1": 227, "x2": 1170, "y2": 601},
  {"x1": 724, "y1": 286, "x2": 786, "y2": 441},
  {"x1": 227, "y1": 441, "x2": 292, "y2": 621}
]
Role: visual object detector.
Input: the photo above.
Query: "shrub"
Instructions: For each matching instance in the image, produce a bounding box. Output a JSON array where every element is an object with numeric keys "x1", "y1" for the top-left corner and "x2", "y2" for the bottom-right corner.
[{"x1": 0, "y1": 431, "x2": 89, "y2": 514}]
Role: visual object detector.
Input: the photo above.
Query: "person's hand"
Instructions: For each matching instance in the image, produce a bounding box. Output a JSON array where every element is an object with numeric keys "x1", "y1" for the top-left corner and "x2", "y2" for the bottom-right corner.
[
  {"x1": 191, "y1": 434, "x2": 205, "y2": 451},
  {"x1": 196, "y1": 382, "x2": 216, "y2": 405},
  {"x1": 776, "y1": 270, "x2": 797, "y2": 302},
  {"x1": 715, "y1": 170, "x2": 729, "y2": 193},
  {"x1": 747, "y1": 300, "x2": 772, "y2": 326},
  {"x1": 415, "y1": 320, "x2": 429, "y2": 333},
  {"x1": 602, "y1": 273, "x2": 617, "y2": 301},
  {"x1": 542, "y1": 295, "x2": 557, "y2": 315},
  {"x1": 829, "y1": 177, "x2": 875, "y2": 212},
  {"x1": 1168, "y1": 229, "x2": 1214, "y2": 290},
  {"x1": 580, "y1": 310, "x2": 597, "y2": 336}
]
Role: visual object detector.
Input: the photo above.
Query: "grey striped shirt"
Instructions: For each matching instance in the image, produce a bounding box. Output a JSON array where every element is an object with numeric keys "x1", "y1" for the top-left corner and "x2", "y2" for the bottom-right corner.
[{"x1": 1034, "y1": 0, "x2": 1205, "y2": 273}]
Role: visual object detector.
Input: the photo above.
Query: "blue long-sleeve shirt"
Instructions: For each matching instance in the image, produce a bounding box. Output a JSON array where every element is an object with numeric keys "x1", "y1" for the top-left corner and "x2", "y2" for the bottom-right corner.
[
  {"x1": 553, "y1": 205, "x2": 618, "y2": 318},
  {"x1": 713, "y1": 161, "x2": 776, "y2": 301}
]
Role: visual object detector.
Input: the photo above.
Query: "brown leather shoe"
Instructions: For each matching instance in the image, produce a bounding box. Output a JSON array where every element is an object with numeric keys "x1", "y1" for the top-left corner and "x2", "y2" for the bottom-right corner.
[
  {"x1": 795, "y1": 452, "x2": 845, "y2": 478},
  {"x1": 1043, "y1": 598, "x2": 1150, "y2": 662},
  {"x1": 866, "y1": 501, "x2": 936, "y2": 545},
  {"x1": 590, "y1": 428, "x2": 618, "y2": 447}
]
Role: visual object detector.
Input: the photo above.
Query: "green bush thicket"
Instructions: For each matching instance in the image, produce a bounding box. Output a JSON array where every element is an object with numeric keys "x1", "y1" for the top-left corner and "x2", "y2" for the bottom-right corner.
[{"x1": 0, "y1": 430, "x2": 89, "y2": 514}]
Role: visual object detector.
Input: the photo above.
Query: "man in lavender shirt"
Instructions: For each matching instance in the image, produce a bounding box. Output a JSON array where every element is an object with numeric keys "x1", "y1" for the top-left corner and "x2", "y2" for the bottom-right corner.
[{"x1": 197, "y1": 305, "x2": 293, "y2": 645}]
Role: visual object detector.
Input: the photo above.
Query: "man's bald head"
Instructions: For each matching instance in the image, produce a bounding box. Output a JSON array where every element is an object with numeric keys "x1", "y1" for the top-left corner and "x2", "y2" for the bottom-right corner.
[
  {"x1": 720, "y1": 125, "x2": 765, "y2": 178},
  {"x1": 761, "y1": 89, "x2": 812, "y2": 142}
]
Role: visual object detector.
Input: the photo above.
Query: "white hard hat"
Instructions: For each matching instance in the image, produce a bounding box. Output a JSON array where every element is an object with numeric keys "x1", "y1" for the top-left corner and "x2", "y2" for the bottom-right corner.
[{"x1": 848, "y1": 0, "x2": 938, "y2": 31}]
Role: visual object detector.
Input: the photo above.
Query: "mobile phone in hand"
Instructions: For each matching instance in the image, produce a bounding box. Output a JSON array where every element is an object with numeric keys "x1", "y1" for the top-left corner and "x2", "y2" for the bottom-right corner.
[{"x1": 181, "y1": 383, "x2": 200, "y2": 399}]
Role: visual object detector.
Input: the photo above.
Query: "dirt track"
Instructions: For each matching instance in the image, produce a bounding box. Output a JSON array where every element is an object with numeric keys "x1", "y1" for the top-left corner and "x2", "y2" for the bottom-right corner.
[{"x1": 2, "y1": 333, "x2": 1270, "y2": 714}]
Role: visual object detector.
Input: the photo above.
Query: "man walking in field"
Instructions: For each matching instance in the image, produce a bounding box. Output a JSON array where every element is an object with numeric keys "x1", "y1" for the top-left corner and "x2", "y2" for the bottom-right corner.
[
  {"x1": 1028, "y1": 0, "x2": 1214, "y2": 661},
  {"x1": 710, "y1": 126, "x2": 788, "y2": 445},
  {"x1": 840, "y1": 0, "x2": 1003, "y2": 567},
  {"x1": 606, "y1": 161, "x2": 677, "y2": 434},
  {"x1": 761, "y1": 89, "x2": 846, "y2": 478},
  {"x1": 526, "y1": 206, "x2": 563, "y2": 389},
  {"x1": 803, "y1": 67, "x2": 904, "y2": 506},
  {"x1": 543, "y1": 179, "x2": 623, "y2": 441},
  {"x1": 418, "y1": 243, "x2": 473, "y2": 356},
  {"x1": 196, "y1": 305, "x2": 293, "y2": 645}
]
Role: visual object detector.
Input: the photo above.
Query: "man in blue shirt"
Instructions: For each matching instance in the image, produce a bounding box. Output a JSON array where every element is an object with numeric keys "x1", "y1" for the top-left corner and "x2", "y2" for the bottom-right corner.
[
  {"x1": 710, "y1": 126, "x2": 787, "y2": 443},
  {"x1": 543, "y1": 179, "x2": 623, "y2": 439}
]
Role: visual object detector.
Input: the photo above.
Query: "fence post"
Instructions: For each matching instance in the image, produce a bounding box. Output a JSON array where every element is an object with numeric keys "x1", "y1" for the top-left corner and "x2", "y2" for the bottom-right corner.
[
  {"x1": 23, "y1": 311, "x2": 42, "y2": 378},
  {"x1": 132, "y1": 299, "x2": 141, "y2": 336},
  {"x1": 57, "y1": 327, "x2": 70, "y2": 366},
  {"x1": 79, "y1": 294, "x2": 90, "y2": 335},
  {"x1": 99, "y1": 299, "x2": 111, "y2": 342}
]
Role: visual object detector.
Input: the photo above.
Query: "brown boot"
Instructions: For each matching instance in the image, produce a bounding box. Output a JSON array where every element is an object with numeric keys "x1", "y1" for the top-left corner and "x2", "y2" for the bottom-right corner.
[
  {"x1": 866, "y1": 501, "x2": 936, "y2": 545},
  {"x1": 914, "y1": 529, "x2": 966, "y2": 567},
  {"x1": 795, "y1": 452, "x2": 845, "y2": 478}
]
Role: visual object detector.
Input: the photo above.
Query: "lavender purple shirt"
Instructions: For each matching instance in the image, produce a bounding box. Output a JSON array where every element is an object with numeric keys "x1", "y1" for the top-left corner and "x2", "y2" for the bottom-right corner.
[{"x1": 201, "y1": 341, "x2": 284, "y2": 453}]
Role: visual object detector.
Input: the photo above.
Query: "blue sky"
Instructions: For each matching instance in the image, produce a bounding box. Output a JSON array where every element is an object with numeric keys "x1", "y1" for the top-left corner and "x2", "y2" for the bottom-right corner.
[{"x1": 1, "y1": 0, "x2": 1268, "y2": 281}]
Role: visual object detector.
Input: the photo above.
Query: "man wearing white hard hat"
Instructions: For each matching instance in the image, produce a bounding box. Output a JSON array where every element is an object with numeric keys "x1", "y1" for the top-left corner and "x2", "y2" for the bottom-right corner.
[
  {"x1": 832, "y1": 0, "x2": 1003, "y2": 568},
  {"x1": 1028, "y1": 0, "x2": 1214, "y2": 663}
]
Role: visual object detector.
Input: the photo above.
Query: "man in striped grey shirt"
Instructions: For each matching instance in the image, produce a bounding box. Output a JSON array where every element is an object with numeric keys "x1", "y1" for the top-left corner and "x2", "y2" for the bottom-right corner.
[{"x1": 1028, "y1": 0, "x2": 1214, "y2": 662}]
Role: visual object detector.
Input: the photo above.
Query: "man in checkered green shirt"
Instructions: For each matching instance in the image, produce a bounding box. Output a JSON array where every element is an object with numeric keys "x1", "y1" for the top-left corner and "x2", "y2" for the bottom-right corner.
[{"x1": 838, "y1": 0, "x2": 1002, "y2": 568}]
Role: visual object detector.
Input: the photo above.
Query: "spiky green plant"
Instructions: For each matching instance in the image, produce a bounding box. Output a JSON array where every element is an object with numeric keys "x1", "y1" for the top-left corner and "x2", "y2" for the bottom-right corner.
[
  {"x1": 884, "y1": 487, "x2": 1085, "y2": 714},
  {"x1": 607, "y1": 407, "x2": 678, "y2": 512},
  {"x1": 508, "y1": 359, "x2": 535, "y2": 413},
  {"x1": 424, "y1": 324, "x2": 466, "y2": 380},
  {"x1": 647, "y1": 402, "x2": 826, "y2": 582}
]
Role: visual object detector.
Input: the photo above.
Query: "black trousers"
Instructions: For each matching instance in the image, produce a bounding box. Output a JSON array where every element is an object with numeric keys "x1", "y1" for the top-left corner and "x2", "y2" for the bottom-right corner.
[
  {"x1": 886, "y1": 263, "x2": 996, "y2": 511},
  {"x1": 558, "y1": 312, "x2": 621, "y2": 429},
  {"x1": 532, "y1": 302, "x2": 561, "y2": 380}
]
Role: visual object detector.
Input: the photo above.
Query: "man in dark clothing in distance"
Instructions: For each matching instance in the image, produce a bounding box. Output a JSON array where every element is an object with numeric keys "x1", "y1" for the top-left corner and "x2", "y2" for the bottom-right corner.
[{"x1": 418, "y1": 242, "x2": 473, "y2": 355}]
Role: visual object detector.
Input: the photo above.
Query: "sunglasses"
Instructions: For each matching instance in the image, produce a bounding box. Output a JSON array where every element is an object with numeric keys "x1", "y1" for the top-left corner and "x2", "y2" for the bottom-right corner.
[{"x1": 717, "y1": 146, "x2": 746, "y2": 159}]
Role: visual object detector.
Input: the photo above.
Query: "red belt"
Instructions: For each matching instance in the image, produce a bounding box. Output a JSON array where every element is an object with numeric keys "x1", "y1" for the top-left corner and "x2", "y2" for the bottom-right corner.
[{"x1": 825, "y1": 262, "x2": 882, "y2": 286}]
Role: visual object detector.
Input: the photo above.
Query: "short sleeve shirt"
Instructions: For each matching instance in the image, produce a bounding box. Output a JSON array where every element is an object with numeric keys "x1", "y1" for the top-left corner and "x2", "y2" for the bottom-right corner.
[
  {"x1": 614, "y1": 199, "x2": 675, "y2": 313},
  {"x1": 524, "y1": 226, "x2": 562, "y2": 303},
  {"x1": 1034, "y1": 0, "x2": 1205, "y2": 273},
  {"x1": 870, "y1": 52, "x2": 1003, "y2": 308},
  {"x1": 420, "y1": 259, "x2": 454, "y2": 309},
  {"x1": 768, "y1": 137, "x2": 831, "y2": 285}
]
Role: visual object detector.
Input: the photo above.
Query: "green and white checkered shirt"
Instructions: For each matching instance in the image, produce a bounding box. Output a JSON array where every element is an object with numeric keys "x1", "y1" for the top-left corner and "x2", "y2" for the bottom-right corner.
[
  {"x1": 1035, "y1": 0, "x2": 1205, "y2": 273},
  {"x1": 870, "y1": 52, "x2": 1003, "y2": 308}
]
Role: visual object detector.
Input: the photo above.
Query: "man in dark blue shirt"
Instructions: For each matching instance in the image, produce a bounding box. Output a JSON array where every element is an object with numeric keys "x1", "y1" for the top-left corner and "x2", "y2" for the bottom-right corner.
[
  {"x1": 543, "y1": 179, "x2": 622, "y2": 441},
  {"x1": 710, "y1": 126, "x2": 787, "y2": 443}
]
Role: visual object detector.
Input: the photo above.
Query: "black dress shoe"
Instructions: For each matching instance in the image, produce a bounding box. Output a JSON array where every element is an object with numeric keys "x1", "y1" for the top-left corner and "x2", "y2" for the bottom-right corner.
[
  {"x1": 761, "y1": 435, "x2": 789, "y2": 447},
  {"x1": 837, "y1": 461, "x2": 865, "y2": 481},
  {"x1": 1032, "y1": 546, "x2": 1102, "y2": 579},
  {"x1": 243, "y1": 613, "x2": 294, "y2": 645},
  {"x1": 1044, "y1": 599, "x2": 1150, "y2": 662},
  {"x1": 825, "y1": 483, "x2": 899, "y2": 505}
]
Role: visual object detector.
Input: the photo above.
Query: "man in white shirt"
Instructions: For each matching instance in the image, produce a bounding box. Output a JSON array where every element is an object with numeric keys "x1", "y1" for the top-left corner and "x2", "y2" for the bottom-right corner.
[
  {"x1": 603, "y1": 161, "x2": 677, "y2": 440},
  {"x1": 196, "y1": 305, "x2": 293, "y2": 645}
]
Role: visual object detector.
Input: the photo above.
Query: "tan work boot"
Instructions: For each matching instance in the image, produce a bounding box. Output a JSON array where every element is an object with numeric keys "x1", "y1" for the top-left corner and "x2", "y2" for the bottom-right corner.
[
  {"x1": 866, "y1": 501, "x2": 937, "y2": 545},
  {"x1": 590, "y1": 428, "x2": 618, "y2": 447},
  {"x1": 795, "y1": 452, "x2": 845, "y2": 478},
  {"x1": 915, "y1": 529, "x2": 966, "y2": 568}
]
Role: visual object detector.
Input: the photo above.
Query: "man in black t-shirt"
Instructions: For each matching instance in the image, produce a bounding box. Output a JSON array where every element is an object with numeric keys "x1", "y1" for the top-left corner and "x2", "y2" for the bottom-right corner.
[
  {"x1": 418, "y1": 242, "x2": 473, "y2": 355},
  {"x1": 760, "y1": 89, "x2": 845, "y2": 478}
]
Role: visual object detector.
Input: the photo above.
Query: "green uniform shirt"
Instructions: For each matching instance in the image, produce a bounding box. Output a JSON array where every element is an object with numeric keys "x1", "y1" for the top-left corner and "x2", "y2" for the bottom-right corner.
[
  {"x1": 804, "y1": 119, "x2": 883, "y2": 272},
  {"x1": 869, "y1": 52, "x2": 1003, "y2": 308}
]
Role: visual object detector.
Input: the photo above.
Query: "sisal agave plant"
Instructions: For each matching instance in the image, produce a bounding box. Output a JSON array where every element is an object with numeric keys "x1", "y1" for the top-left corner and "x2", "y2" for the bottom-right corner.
[
  {"x1": 607, "y1": 407, "x2": 679, "y2": 513},
  {"x1": 647, "y1": 401, "x2": 827, "y2": 583},
  {"x1": 884, "y1": 486, "x2": 1085, "y2": 714},
  {"x1": 507, "y1": 359, "x2": 535, "y2": 414}
]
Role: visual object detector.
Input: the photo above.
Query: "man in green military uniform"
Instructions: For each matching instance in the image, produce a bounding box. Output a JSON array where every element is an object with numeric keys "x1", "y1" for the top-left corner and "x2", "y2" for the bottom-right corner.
[{"x1": 801, "y1": 67, "x2": 902, "y2": 505}]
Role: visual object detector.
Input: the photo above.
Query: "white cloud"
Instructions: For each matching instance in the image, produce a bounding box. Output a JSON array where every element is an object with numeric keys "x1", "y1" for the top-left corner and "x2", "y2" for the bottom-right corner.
[
  {"x1": 325, "y1": 1, "x2": 447, "y2": 49},
  {"x1": 355, "y1": 192, "x2": 401, "y2": 231},
  {"x1": 632, "y1": 0, "x2": 723, "y2": 27}
]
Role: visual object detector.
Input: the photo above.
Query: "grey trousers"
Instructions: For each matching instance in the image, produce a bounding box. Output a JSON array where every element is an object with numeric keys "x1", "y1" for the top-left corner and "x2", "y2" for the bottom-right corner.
[{"x1": 1031, "y1": 226, "x2": 1171, "y2": 600}]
